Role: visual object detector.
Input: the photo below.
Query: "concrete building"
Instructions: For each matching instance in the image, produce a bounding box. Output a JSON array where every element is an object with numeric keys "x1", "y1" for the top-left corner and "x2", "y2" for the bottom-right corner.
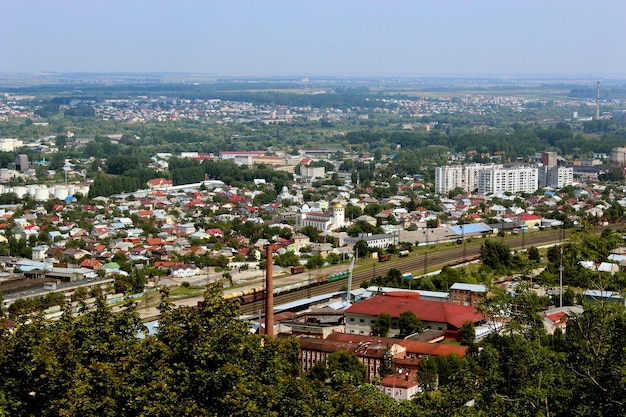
[
  {"x1": 300, "y1": 165, "x2": 325, "y2": 180},
  {"x1": 435, "y1": 164, "x2": 495, "y2": 194},
  {"x1": 0, "y1": 138, "x2": 23, "y2": 152},
  {"x1": 15, "y1": 154, "x2": 28, "y2": 172},
  {"x1": 541, "y1": 151, "x2": 558, "y2": 167},
  {"x1": 344, "y1": 233, "x2": 397, "y2": 249},
  {"x1": 538, "y1": 165, "x2": 574, "y2": 189},
  {"x1": 611, "y1": 147, "x2": 626, "y2": 165},
  {"x1": 477, "y1": 166, "x2": 538, "y2": 195},
  {"x1": 449, "y1": 283, "x2": 486, "y2": 307}
]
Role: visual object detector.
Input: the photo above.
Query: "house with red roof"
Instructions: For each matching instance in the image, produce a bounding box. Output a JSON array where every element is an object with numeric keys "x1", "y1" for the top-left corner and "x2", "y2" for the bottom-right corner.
[
  {"x1": 80, "y1": 258, "x2": 104, "y2": 270},
  {"x1": 206, "y1": 228, "x2": 224, "y2": 238},
  {"x1": 344, "y1": 295, "x2": 483, "y2": 338},
  {"x1": 147, "y1": 178, "x2": 173, "y2": 189},
  {"x1": 518, "y1": 214, "x2": 541, "y2": 228},
  {"x1": 380, "y1": 369, "x2": 420, "y2": 401}
]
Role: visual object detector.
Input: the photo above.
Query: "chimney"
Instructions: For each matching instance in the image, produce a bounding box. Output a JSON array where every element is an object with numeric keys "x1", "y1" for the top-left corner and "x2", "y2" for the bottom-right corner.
[
  {"x1": 264, "y1": 244, "x2": 274, "y2": 337},
  {"x1": 595, "y1": 81, "x2": 601, "y2": 120}
]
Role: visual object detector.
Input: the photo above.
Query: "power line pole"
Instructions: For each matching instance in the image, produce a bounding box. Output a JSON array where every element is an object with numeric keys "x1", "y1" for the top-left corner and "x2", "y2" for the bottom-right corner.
[{"x1": 559, "y1": 247, "x2": 564, "y2": 308}]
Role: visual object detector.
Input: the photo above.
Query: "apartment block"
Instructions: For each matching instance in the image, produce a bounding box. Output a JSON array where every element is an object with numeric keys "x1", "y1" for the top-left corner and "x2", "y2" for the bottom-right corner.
[{"x1": 477, "y1": 166, "x2": 538, "y2": 195}]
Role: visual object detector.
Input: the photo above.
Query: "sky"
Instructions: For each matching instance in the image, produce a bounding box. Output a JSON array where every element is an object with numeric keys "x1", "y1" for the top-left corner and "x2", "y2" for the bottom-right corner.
[{"x1": 1, "y1": 0, "x2": 625, "y2": 76}]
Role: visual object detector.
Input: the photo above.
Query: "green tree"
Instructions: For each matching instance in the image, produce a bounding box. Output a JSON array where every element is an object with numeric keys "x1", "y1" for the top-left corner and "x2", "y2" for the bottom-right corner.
[
  {"x1": 460, "y1": 321, "x2": 476, "y2": 346},
  {"x1": 480, "y1": 239, "x2": 512, "y2": 270},
  {"x1": 527, "y1": 245, "x2": 540, "y2": 263},
  {"x1": 398, "y1": 311, "x2": 423, "y2": 338},
  {"x1": 326, "y1": 350, "x2": 367, "y2": 388},
  {"x1": 371, "y1": 312, "x2": 392, "y2": 337},
  {"x1": 306, "y1": 254, "x2": 325, "y2": 270},
  {"x1": 354, "y1": 239, "x2": 370, "y2": 259}
]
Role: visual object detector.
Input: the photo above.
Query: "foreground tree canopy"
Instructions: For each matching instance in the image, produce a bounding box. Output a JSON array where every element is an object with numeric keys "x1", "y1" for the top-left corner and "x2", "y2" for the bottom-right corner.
[{"x1": 2, "y1": 284, "x2": 626, "y2": 416}]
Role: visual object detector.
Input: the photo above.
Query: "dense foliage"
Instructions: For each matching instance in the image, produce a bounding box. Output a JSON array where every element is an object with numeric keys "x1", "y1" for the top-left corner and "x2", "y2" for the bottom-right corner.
[{"x1": 3, "y1": 282, "x2": 626, "y2": 416}]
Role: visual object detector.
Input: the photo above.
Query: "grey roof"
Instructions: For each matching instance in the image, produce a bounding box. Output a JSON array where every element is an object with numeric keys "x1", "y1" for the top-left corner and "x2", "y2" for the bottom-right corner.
[{"x1": 450, "y1": 283, "x2": 487, "y2": 293}]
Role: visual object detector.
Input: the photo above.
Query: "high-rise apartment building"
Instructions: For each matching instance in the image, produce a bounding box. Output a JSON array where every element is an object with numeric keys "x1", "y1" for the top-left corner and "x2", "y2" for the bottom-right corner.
[
  {"x1": 477, "y1": 166, "x2": 538, "y2": 194},
  {"x1": 435, "y1": 164, "x2": 496, "y2": 194},
  {"x1": 538, "y1": 165, "x2": 573, "y2": 189}
]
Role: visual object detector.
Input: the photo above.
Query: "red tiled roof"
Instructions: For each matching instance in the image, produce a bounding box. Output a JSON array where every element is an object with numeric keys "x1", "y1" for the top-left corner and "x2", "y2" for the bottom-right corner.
[
  {"x1": 345, "y1": 295, "x2": 483, "y2": 329},
  {"x1": 326, "y1": 333, "x2": 468, "y2": 358},
  {"x1": 519, "y1": 214, "x2": 541, "y2": 221}
]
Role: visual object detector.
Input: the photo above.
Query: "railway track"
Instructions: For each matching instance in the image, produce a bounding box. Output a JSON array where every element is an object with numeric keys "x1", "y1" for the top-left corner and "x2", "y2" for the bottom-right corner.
[{"x1": 239, "y1": 228, "x2": 581, "y2": 316}]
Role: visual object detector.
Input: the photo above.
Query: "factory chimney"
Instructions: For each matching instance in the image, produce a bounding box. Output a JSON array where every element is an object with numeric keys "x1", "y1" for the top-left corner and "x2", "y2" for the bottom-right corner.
[
  {"x1": 264, "y1": 244, "x2": 274, "y2": 337},
  {"x1": 595, "y1": 81, "x2": 601, "y2": 120}
]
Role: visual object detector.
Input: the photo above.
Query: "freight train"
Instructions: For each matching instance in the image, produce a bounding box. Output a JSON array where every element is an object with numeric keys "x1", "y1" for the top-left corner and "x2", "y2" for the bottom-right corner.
[{"x1": 221, "y1": 270, "x2": 351, "y2": 306}]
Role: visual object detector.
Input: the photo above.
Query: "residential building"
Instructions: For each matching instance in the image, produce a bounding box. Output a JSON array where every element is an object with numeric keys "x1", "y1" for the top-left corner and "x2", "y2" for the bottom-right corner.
[
  {"x1": 538, "y1": 165, "x2": 574, "y2": 189},
  {"x1": 435, "y1": 164, "x2": 494, "y2": 194},
  {"x1": 147, "y1": 178, "x2": 173, "y2": 189},
  {"x1": 477, "y1": 166, "x2": 538, "y2": 194},
  {"x1": 0, "y1": 138, "x2": 23, "y2": 152},
  {"x1": 380, "y1": 370, "x2": 420, "y2": 401},
  {"x1": 449, "y1": 283, "x2": 486, "y2": 307},
  {"x1": 541, "y1": 151, "x2": 558, "y2": 167}
]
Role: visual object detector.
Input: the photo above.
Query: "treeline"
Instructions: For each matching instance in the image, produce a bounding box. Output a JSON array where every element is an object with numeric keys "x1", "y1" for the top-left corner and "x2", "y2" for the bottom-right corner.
[
  {"x1": 345, "y1": 123, "x2": 626, "y2": 161},
  {"x1": 88, "y1": 175, "x2": 139, "y2": 198},
  {"x1": 64, "y1": 106, "x2": 95, "y2": 117},
  {"x1": 569, "y1": 85, "x2": 626, "y2": 99}
]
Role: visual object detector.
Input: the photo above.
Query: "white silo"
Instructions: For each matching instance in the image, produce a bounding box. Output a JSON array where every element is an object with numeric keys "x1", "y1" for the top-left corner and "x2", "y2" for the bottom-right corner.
[
  {"x1": 35, "y1": 186, "x2": 49, "y2": 201},
  {"x1": 27, "y1": 184, "x2": 38, "y2": 196},
  {"x1": 54, "y1": 185, "x2": 69, "y2": 200},
  {"x1": 13, "y1": 186, "x2": 27, "y2": 198}
]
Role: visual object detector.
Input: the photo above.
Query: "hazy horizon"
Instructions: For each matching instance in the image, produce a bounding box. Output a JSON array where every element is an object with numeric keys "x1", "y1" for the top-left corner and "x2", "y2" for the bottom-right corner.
[{"x1": 2, "y1": 0, "x2": 625, "y2": 77}]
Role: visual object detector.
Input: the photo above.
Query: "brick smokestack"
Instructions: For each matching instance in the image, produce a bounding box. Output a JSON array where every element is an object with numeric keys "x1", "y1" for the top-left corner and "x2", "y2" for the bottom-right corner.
[{"x1": 265, "y1": 244, "x2": 274, "y2": 337}]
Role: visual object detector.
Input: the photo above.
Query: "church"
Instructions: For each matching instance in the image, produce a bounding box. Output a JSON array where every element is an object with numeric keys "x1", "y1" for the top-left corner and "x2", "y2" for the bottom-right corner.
[{"x1": 296, "y1": 203, "x2": 345, "y2": 232}]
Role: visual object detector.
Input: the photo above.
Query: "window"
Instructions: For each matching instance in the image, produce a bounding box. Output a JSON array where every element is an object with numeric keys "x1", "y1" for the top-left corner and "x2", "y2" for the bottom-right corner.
[
  {"x1": 359, "y1": 318, "x2": 364, "y2": 323},
  {"x1": 349, "y1": 318, "x2": 354, "y2": 322}
]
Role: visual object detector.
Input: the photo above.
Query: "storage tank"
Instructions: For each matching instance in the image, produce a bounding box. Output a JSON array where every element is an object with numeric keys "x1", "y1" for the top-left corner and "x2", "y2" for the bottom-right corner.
[
  {"x1": 35, "y1": 186, "x2": 49, "y2": 201},
  {"x1": 77, "y1": 184, "x2": 90, "y2": 196},
  {"x1": 54, "y1": 185, "x2": 69, "y2": 200},
  {"x1": 27, "y1": 184, "x2": 38, "y2": 196},
  {"x1": 13, "y1": 186, "x2": 27, "y2": 198}
]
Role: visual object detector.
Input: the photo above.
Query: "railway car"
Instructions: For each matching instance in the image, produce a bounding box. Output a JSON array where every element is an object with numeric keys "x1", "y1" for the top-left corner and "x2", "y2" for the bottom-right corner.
[
  {"x1": 378, "y1": 254, "x2": 392, "y2": 262},
  {"x1": 327, "y1": 270, "x2": 350, "y2": 282},
  {"x1": 290, "y1": 265, "x2": 306, "y2": 274},
  {"x1": 220, "y1": 269, "x2": 351, "y2": 307},
  {"x1": 316, "y1": 275, "x2": 328, "y2": 284},
  {"x1": 398, "y1": 250, "x2": 410, "y2": 257}
]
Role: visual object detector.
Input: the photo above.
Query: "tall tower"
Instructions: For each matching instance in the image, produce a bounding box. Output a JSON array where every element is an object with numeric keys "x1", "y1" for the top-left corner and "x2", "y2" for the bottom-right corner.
[
  {"x1": 333, "y1": 203, "x2": 345, "y2": 229},
  {"x1": 595, "y1": 81, "x2": 601, "y2": 120}
]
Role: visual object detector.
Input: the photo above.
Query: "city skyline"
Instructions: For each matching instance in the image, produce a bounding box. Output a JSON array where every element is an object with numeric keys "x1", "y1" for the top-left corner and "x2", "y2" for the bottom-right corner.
[{"x1": 1, "y1": 0, "x2": 625, "y2": 76}]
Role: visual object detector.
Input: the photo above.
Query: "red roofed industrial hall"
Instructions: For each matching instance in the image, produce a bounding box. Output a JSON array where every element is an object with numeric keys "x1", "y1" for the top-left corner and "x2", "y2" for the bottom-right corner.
[{"x1": 345, "y1": 294, "x2": 483, "y2": 338}]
